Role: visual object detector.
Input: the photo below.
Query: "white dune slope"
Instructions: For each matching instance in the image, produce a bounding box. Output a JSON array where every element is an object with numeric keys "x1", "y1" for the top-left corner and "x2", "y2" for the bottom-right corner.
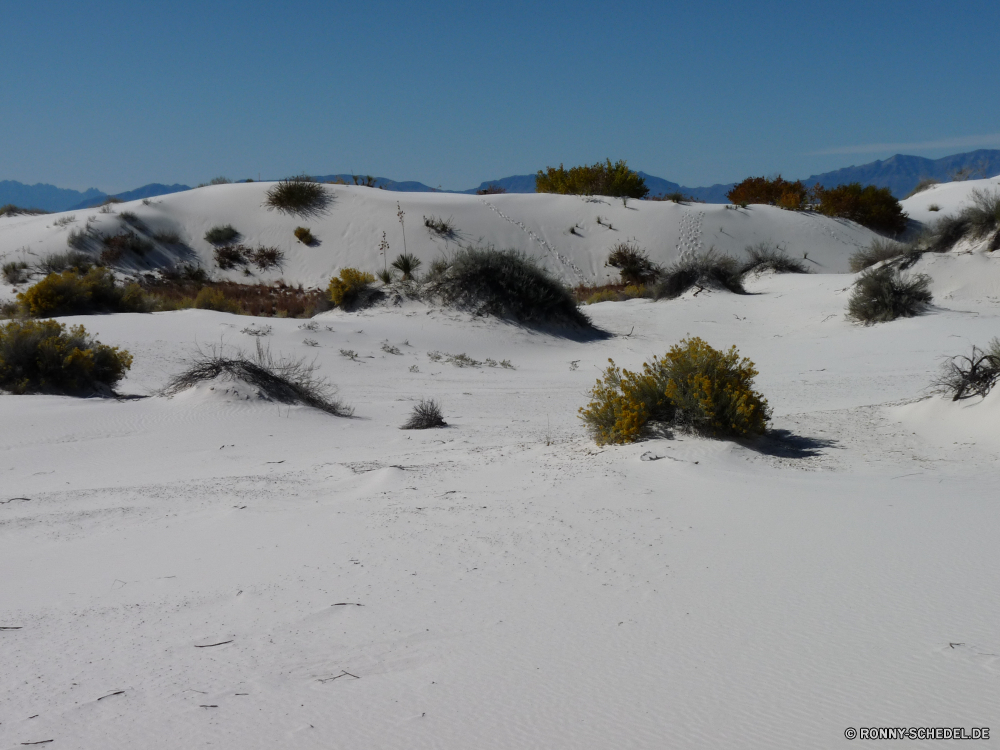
[{"x1": 1, "y1": 182, "x2": 999, "y2": 748}]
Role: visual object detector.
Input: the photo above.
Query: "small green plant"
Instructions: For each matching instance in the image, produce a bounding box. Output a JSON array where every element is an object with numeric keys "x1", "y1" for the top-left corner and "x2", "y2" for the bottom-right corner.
[
  {"x1": 340, "y1": 349, "x2": 358, "y2": 360},
  {"x1": 847, "y1": 266, "x2": 932, "y2": 324},
  {"x1": 654, "y1": 251, "x2": 744, "y2": 299},
  {"x1": 0, "y1": 319, "x2": 132, "y2": 395},
  {"x1": 294, "y1": 226, "x2": 316, "y2": 245},
  {"x1": 928, "y1": 204, "x2": 941, "y2": 212},
  {"x1": 205, "y1": 224, "x2": 240, "y2": 245},
  {"x1": 605, "y1": 241, "x2": 659, "y2": 285},
  {"x1": 153, "y1": 229, "x2": 181, "y2": 244},
  {"x1": 53, "y1": 215, "x2": 76, "y2": 227},
  {"x1": 250, "y1": 246, "x2": 284, "y2": 271},
  {"x1": 101, "y1": 230, "x2": 152, "y2": 262},
  {"x1": 391, "y1": 252, "x2": 422, "y2": 280},
  {"x1": 328, "y1": 268, "x2": 375, "y2": 308},
  {"x1": 376, "y1": 268, "x2": 395, "y2": 284},
  {"x1": 265, "y1": 176, "x2": 331, "y2": 215},
  {"x1": 579, "y1": 337, "x2": 770, "y2": 444},
  {"x1": 381, "y1": 342, "x2": 402, "y2": 355},
  {"x1": 401, "y1": 399, "x2": 446, "y2": 429},
  {"x1": 17, "y1": 268, "x2": 150, "y2": 317}
]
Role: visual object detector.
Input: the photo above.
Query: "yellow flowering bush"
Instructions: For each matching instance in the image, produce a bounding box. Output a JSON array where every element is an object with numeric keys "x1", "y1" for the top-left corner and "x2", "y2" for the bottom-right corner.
[
  {"x1": 328, "y1": 268, "x2": 375, "y2": 308},
  {"x1": 579, "y1": 337, "x2": 770, "y2": 444}
]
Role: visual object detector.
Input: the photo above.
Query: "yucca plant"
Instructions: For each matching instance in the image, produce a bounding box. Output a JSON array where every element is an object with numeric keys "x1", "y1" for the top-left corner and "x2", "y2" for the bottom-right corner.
[{"x1": 390, "y1": 252, "x2": 422, "y2": 280}]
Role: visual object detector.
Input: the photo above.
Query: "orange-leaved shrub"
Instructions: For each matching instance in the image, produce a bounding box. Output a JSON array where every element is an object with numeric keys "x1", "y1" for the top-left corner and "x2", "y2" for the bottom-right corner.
[{"x1": 579, "y1": 337, "x2": 770, "y2": 444}]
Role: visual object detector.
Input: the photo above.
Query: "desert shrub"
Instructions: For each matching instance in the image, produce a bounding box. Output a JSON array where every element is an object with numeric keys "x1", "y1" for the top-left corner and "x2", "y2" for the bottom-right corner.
[
  {"x1": 209, "y1": 176, "x2": 232, "y2": 185},
  {"x1": 101, "y1": 197, "x2": 123, "y2": 206},
  {"x1": 726, "y1": 176, "x2": 809, "y2": 209},
  {"x1": 390, "y1": 252, "x2": 422, "y2": 280},
  {"x1": 101, "y1": 230, "x2": 152, "y2": 260},
  {"x1": 153, "y1": 229, "x2": 181, "y2": 244},
  {"x1": 654, "y1": 251, "x2": 744, "y2": 299},
  {"x1": 423, "y1": 216, "x2": 456, "y2": 238},
  {"x1": 928, "y1": 204, "x2": 941, "y2": 212},
  {"x1": 915, "y1": 214, "x2": 971, "y2": 254},
  {"x1": 162, "y1": 340, "x2": 351, "y2": 416},
  {"x1": 401, "y1": 399, "x2": 446, "y2": 429},
  {"x1": 849, "y1": 237, "x2": 907, "y2": 272},
  {"x1": 933, "y1": 340, "x2": 1000, "y2": 401},
  {"x1": 0, "y1": 204, "x2": 48, "y2": 217},
  {"x1": 17, "y1": 268, "x2": 151, "y2": 317},
  {"x1": 146, "y1": 278, "x2": 327, "y2": 318},
  {"x1": 265, "y1": 176, "x2": 331, "y2": 215},
  {"x1": 739, "y1": 243, "x2": 809, "y2": 275},
  {"x1": 579, "y1": 337, "x2": 769, "y2": 444},
  {"x1": 376, "y1": 268, "x2": 395, "y2": 284},
  {"x1": 204, "y1": 224, "x2": 240, "y2": 245},
  {"x1": 39, "y1": 251, "x2": 97, "y2": 275},
  {"x1": 847, "y1": 266, "x2": 932, "y2": 324},
  {"x1": 813, "y1": 183, "x2": 908, "y2": 235},
  {"x1": 250, "y1": 246, "x2": 284, "y2": 270},
  {"x1": 0, "y1": 319, "x2": 132, "y2": 395},
  {"x1": 476, "y1": 184, "x2": 507, "y2": 195},
  {"x1": 648, "y1": 191, "x2": 696, "y2": 203},
  {"x1": 964, "y1": 188, "x2": 1000, "y2": 239},
  {"x1": 328, "y1": 268, "x2": 376, "y2": 308},
  {"x1": 605, "y1": 241, "x2": 659, "y2": 285},
  {"x1": 906, "y1": 178, "x2": 939, "y2": 198},
  {"x1": 215, "y1": 244, "x2": 249, "y2": 270},
  {"x1": 294, "y1": 226, "x2": 315, "y2": 245},
  {"x1": 192, "y1": 287, "x2": 240, "y2": 313},
  {"x1": 119, "y1": 211, "x2": 141, "y2": 226},
  {"x1": 66, "y1": 228, "x2": 96, "y2": 251},
  {"x1": 428, "y1": 246, "x2": 591, "y2": 328},
  {"x1": 535, "y1": 159, "x2": 649, "y2": 199},
  {"x1": 3, "y1": 261, "x2": 29, "y2": 285}
]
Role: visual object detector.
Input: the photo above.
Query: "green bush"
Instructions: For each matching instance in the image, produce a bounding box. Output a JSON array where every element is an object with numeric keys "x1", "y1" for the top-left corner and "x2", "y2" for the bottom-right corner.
[
  {"x1": 328, "y1": 268, "x2": 376, "y2": 309},
  {"x1": 391, "y1": 252, "x2": 422, "y2": 280},
  {"x1": 0, "y1": 318, "x2": 132, "y2": 394},
  {"x1": 849, "y1": 238, "x2": 907, "y2": 272},
  {"x1": 429, "y1": 246, "x2": 592, "y2": 328},
  {"x1": 0, "y1": 204, "x2": 48, "y2": 217},
  {"x1": 739, "y1": 243, "x2": 809, "y2": 275},
  {"x1": 813, "y1": 183, "x2": 908, "y2": 235},
  {"x1": 536, "y1": 159, "x2": 649, "y2": 199},
  {"x1": 101, "y1": 230, "x2": 152, "y2": 263},
  {"x1": 293, "y1": 226, "x2": 315, "y2": 245},
  {"x1": 265, "y1": 176, "x2": 331, "y2": 215},
  {"x1": 205, "y1": 224, "x2": 240, "y2": 245},
  {"x1": 847, "y1": 266, "x2": 932, "y2": 324},
  {"x1": 193, "y1": 287, "x2": 240, "y2": 313},
  {"x1": 606, "y1": 241, "x2": 659, "y2": 285},
  {"x1": 964, "y1": 188, "x2": 1000, "y2": 239},
  {"x1": 654, "y1": 251, "x2": 744, "y2": 299},
  {"x1": 17, "y1": 268, "x2": 151, "y2": 317},
  {"x1": 579, "y1": 337, "x2": 770, "y2": 444},
  {"x1": 39, "y1": 251, "x2": 97, "y2": 275}
]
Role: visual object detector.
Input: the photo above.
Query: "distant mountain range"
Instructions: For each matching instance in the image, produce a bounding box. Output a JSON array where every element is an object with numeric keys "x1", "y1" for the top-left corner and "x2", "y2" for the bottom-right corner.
[{"x1": 4, "y1": 150, "x2": 999, "y2": 213}]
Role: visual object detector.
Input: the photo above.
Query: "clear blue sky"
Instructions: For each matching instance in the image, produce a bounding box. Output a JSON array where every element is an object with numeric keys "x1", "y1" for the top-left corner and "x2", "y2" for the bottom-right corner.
[{"x1": 3, "y1": 0, "x2": 999, "y2": 192}]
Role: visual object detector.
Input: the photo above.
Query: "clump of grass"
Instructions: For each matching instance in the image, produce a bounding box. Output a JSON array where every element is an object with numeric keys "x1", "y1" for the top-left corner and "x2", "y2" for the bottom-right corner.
[
  {"x1": 265, "y1": 176, "x2": 331, "y2": 216},
  {"x1": 0, "y1": 204, "x2": 48, "y2": 217},
  {"x1": 101, "y1": 230, "x2": 153, "y2": 262},
  {"x1": 294, "y1": 226, "x2": 316, "y2": 245},
  {"x1": 390, "y1": 252, "x2": 422, "y2": 280},
  {"x1": 428, "y1": 245, "x2": 591, "y2": 328},
  {"x1": 250, "y1": 246, "x2": 284, "y2": 270},
  {"x1": 933, "y1": 340, "x2": 1000, "y2": 401},
  {"x1": 739, "y1": 243, "x2": 809, "y2": 275},
  {"x1": 424, "y1": 216, "x2": 456, "y2": 238},
  {"x1": 428, "y1": 351, "x2": 482, "y2": 367},
  {"x1": 401, "y1": 399, "x2": 446, "y2": 429},
  {"x1": 849, "y1": 238, "x2": 907, "y2": 272},
  {"x1": 162, "y1": 340, "x2": 352, "y2": 416},
  {"x1": 605, "y1": 240, "x2": 659, "y2": 285},
  {"x1": 579, "y1": 337, "x2": 770, "y2": 444},
  {"x1": 653, "y1": 251, "x2": 744, "y2": 299},
  {"x1": 17, "y1": 268, "x2": 151, "y2": 317},
  {"x1": 847, "y1": 266, "x2": 932, "y2": 324},
  {"x1": 928, "y1": 204, "x2": 940, "y2": 212},
  {"x1": 3, "y1": 261, "x2": 30, "y2": 285},
  {"x1": 964, "y1": 188, "x2": 1000, "y2": 239},
  {"x1": 215, "y1": 245, "x2": 248, "y2": 270},
  {"x1": 119, "y1": 211, "x2": 142, "y2": 227},
  {"x1": 905, "y1": 178, "x2": 939, "y2": 198},
  {"x1": 154, "y1": 229, "x2": 182, "y2": 244},
  {"x1": 476, "y1": 184, "x2": 506, "y2": 195},
  {"x1": 39, "y1": 251, "x2": 99, "y2": 274},
  {"x1": 0, "y1": 318, "x2": 132, "y2": 395},
  {"x1": 67, "y1": 228, "x2": 95, "y2": 251},
  {"x1": 53, "y1": 215, "x2": 77, "y2": 227},
  {"x1": 381, "y1": 342, "x2": 402, "y2": 355},
  {"x1": 205, "y1": 224, "x2": 240, "y2": 245},
  {"x1": 146, "y1": 279, "x2": 328, "y2": 318}
]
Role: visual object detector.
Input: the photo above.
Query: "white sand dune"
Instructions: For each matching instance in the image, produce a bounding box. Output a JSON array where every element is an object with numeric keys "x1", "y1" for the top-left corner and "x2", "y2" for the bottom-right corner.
[{"x1": 2, "y1": 183, "x2": 999, "y2": 748}]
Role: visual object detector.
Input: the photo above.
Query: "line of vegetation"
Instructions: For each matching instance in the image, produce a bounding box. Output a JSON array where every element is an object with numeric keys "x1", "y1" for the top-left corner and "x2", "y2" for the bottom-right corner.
[{"x1": 536, "y1": 159, "x2": 649, "y2": 199}]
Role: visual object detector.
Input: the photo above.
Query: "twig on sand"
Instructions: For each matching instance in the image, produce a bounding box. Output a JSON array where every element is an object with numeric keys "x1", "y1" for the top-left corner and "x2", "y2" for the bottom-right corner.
[
  {"x1": 332, "y1": 603, "x2": 363, "y2": 607},
  {"x1": 1, "y1": 626, "x2": 23, "y2": 630},
  {"x1": 194, "y1": 640, "x2": 233, "y2": 648},
  {"x1": 21, "y1": 742, "x2": 54, "y2": 746},
  {"x1": 1, "y1": 497, "x2": 31, "y2": 504},
  {"x1": 318, "y1": 670, "x2": 360, "y2": 683},
  {"x1": 97, "y1": 691, "x2": 125, "y2": 701}
]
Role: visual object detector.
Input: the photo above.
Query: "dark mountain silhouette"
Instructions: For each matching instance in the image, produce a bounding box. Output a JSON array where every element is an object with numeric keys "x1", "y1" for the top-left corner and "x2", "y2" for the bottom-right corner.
[
  {"x1": 68, "y1": 183, "x2": 191, "y2": 210},
  {"x1": 0, "y1": 180, "x2": 104, "y2": 212}
]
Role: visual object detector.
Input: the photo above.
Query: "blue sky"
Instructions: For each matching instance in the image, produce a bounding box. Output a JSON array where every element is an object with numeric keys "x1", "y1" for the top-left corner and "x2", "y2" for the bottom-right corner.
[{"x1": 3, "y1": 0, "x2": 999, "y2": 192}]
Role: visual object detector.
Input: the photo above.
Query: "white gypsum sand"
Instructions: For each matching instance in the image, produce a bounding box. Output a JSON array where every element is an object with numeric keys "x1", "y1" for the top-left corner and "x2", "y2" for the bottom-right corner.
[{"x1": 1, "y1": 180, "x2": 999, "y2": 748}]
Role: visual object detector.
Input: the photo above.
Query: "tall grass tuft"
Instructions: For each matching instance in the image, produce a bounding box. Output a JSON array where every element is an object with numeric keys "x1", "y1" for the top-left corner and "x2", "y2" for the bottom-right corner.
[
  {"x1": 847, "y1": 266, "x2": 932, "y2": 324},
  {"x1": 265, "y1": 176, "x2": 331, "y2": 216},
  {"x1": 654, "y1": 251, "x2": 744, "y2": 299}
]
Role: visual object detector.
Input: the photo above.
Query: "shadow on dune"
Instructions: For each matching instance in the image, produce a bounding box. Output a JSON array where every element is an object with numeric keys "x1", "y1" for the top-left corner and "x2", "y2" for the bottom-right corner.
[{"x1": 744, "y1": 429, "x2": 839, "y2": 459}]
